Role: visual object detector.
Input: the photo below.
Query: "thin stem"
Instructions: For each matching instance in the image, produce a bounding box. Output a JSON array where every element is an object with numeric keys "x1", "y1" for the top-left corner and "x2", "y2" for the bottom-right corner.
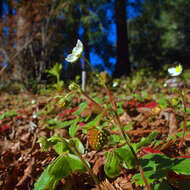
[
  {"x1": 179, "y1": 88, "x2": 187, "y2": 149},
  {"x1": 81, "y1": 55, "x2": 97, "y2": 73},
  {"x1": 64, "y1": 139, "x2": 102, "y2": 190},
  {"x1": 103, "y1": 83, "x2": 151, "y2": 190},
  {"x1": 80, "y1": 90, "x2": 104, "y2": 113}
]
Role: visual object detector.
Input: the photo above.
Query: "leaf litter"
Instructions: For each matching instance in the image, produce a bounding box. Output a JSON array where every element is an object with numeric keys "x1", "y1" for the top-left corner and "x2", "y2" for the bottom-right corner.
[{"x1": 0, "y1": 82, "x2": 190, "y2": 190}]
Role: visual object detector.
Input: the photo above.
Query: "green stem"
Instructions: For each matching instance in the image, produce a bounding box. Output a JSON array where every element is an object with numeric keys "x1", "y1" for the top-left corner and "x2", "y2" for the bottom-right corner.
[
  {"x1": 179, "y1": 88, "x2": 187, "y2": 149},
  {"x1": 81, "y1": 55, "x2": 97, "y2": 73},
  {"x1": 78, "y1": 55, "x2": 150, "y2": 189},
  {"x1": 64, "y1": 139, "x2": 102, "y2": 190},
  {"x1": 114, "y1": 111, "x2": 151, "y2": 190},
  {"x1": 103, "y1": 83, "x2": 151, "y2": 190}
]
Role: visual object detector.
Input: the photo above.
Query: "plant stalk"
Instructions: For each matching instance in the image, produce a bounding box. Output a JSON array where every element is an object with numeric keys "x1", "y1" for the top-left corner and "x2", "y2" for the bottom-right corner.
[
  {"x1": 103, "y1": 84, "x2": 151, "y2": 190},
  {"x1": 64, "y1": 139, "x2": 102, "y2": 190}
]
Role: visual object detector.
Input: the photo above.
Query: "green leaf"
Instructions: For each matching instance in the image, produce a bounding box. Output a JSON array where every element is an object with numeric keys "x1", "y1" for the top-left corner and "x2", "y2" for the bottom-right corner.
[
  {"x1": 84, "y1": 115, "x2": 100, "y2": 128},
  {"x1": 74, "y1": 102, "x2": 88, "y2": 116},
  {"x1": 109, "y1": 134, "x2": 122, "y2": 145},
  {"x1": 171, "y1": 158, "x2": 190, "y2": 175},
  {"x1": 48, "y1": 134, "x2": 71, "y2": 153},
  {"x1": 157, "y1": 97, "x2": 168, "y2": 109},
  {"x1": 153, "y1": 181, "x2": 173, "y2": 190},
  {"x1": 47, "y1": 63, "x2": 62, "y2": 78},
  {"x1": 66, "y1": 153, "x2": 89, "y2": 172},
  {"x1": 70, "y1": 138, "x2": 85, "y2": 154},
  {"x1": 47, "y1": 119, "x2": 76, "y2": 129},
  {"x1": 58, "y1": 120, "x2": 75, "y2": 129},
  {"x1": 48, "y1": 155, "x2": 72, "y2": 179},
  {"x1": 34, "y1": 165, "x2": 59, "y2": 190},
  {"x1": 0, "y1": 114, "x2": 5, "y2": 120},
  {"x1": 0, "y1": 110, "x2": 17, "y2": 120},
  {"x1": 104, "y1": 151, "x2": 121, "y2": 178},
  {"x1": 37, "y1": 136, "x2": 52, "y2": 151},
  {"x1": 132, "y1": 153, "x2": 172, "y2": 185},
  {"x1": 133, "y1": 169, "x2": 167, "y2": 185},
  {"x1": 69, "y1": 120, "x2": 79, "y2": 137},
  {"x1": 135, "y1": 131, "x2": 158, "y2": 151},
  {"x1": 53, "y1": 142, "x2": 69, "y2": 155},
  {"x1": 115, "y1": 146, "x2": 136, "y2": 169},
  {"x1": 117, "y1": 108, "x2": 124, "y2": 115}
]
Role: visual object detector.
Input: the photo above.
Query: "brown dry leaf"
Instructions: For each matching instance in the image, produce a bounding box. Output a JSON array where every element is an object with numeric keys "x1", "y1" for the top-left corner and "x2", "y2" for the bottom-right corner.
[
  {"x1": 91, "y1": 179, "x2": 116, "y2": 190},
  {"x1": 136, "y1": 107, "x2": 152, "y2": 116},
  {"x1": 16, "y1": 157, "x2": 35, "y2": 188},
  {"x1": 168, "y1": 112, "x2": 178, "y2": 136},
  {"x1": 114, "y1": 176, "x2": 134, "y2": 190},
  {"x1": 120, "y1": 112, "x2": 132, "y2": 124},
  {"x1": 3, "y1": 163, "x2": 20, "y2": 190},
  {"x1": 92, "y1": 156, "x2": 106, "y2": 176}
]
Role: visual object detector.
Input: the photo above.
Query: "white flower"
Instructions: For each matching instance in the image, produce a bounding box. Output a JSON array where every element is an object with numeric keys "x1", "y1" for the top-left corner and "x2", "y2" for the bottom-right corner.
[
  {"x1": 168, "y1": 64, "x2": 183, "y2": 76},
  {"x1": 31, "y1": 100, "x2": 35, "y2": 104},
  {"x1": 112, "y1": 81, "x2": 118, "y2": 87},
  {"x1": 65, "y1": 39, "x2": 83, "y2": 63}
]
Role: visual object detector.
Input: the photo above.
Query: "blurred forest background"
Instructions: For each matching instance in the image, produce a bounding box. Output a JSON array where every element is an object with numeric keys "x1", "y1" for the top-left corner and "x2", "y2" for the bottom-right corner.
[{"x1": 0, "y1": 0, "x2": 190, "y2": 87}]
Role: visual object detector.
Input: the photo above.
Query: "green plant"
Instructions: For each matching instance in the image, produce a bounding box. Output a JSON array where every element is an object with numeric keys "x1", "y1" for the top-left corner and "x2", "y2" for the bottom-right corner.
[
  {"x1": 46, "y1": 63, "x2": 64, "y2": 92},
  {"x1": 35, "y1": 41, "x2": 190, "y2": 190}
]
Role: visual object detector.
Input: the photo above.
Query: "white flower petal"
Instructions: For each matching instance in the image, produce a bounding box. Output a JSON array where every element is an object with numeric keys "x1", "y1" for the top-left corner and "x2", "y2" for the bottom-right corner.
[
  {"x1": 65, "y1": 54, "x2": 78, "y2": 63},
  {"x1": 168, "y1": 65, "x2": 182, "y2": 76},
  {"x1": 65, "y1": 39, "x2": 83, "y2": 63},
  {"x1": 168, "y1": 68, "x2": 176, "y2": 76},
  {"x1": 72, "y1": 40, "x2": 83, "y2": 54}
]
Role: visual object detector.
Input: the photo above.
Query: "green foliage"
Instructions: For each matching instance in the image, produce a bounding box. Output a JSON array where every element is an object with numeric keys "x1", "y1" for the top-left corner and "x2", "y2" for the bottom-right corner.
[
  {"x1": 104, "y1": 151, "x2": 121, "y2": 178},
  {"x1": 132, "y1": 153, "x2": 190, "y2": 188},
  {"x1": 0, "y1": 110, "x2": 17, "y2": 120},
  {"x1": 34, "y1": 165, "x2": 59, "y2": 190},
  {"x1": 48, "y1": 155, "x2": 72, "y2": 179},
  {"x1": 46, "y1": 63, "x2": 64, "y2": 92},
  {"x1": 129, "y1": 0, "x2": 190, "y2": 69},
  {"x1": 35, "y1": 135, "x2": 88, "y2": 189},
  {"x1": 35, "y1": 41, "x2": 190, "y2": 190}
]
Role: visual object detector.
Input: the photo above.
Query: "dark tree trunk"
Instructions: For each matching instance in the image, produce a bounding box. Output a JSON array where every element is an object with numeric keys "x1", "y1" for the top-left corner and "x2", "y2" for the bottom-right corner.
[
  {"x1": 0, "y1": 0, "x2": 3, "y2": 17},
  {"x1": 82, "y1": 0, "x2": 90, "y2": 70},
  {"x1": 113, "y1": 0, "x2": 130, "y2": 78}
]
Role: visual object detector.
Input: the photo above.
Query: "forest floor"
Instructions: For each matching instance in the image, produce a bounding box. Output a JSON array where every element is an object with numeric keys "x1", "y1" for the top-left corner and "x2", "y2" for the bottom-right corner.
[{"x1": 1, "y1": 74, "x2": 190, "y2": 190}]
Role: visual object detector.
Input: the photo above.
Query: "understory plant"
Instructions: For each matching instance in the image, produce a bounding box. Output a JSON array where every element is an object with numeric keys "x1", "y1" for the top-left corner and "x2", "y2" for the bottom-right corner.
[
  {"x1": 46, "y1": 62, "x2": 64, "y2": 92},
  {"x1": 35, "y1": 41, "x2": 190, "y2": 190}
]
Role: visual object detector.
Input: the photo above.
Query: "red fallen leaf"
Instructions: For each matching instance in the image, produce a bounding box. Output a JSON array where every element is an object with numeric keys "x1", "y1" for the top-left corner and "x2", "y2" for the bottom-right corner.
[
  {"x1": 0, "y1": 124, "x2": 11, "y2": 133},
  {"x1": 15, "y1": 115, "x2": 24, "y2": 120},
  {"x1": 144, "y1": 101, "x2": 158, "y2": 109},
  {"x1": 58, "y1": 112, "x2": 64, "y2": 120},
  {"x1": 123, "y1": 99, "x2": 144, "y2": 108},
  {"x1": 128, "y1": 99, "x2": 136, "y2": 106},
  {"x1": 70, "y1": 107, "x2": 78, "y2": 114},
  {"x1": 140, "y1": 147, "x2": 163, "y2": 156},
  {"x1": 62, "y1": 107, "x2": 78, "y2": 116},
  {"x1": 136, "y1": 102, "x2": 144, "y2": 108},
  {"x1": 78, "y1": 122, "x2": 85, "y2": 127}
]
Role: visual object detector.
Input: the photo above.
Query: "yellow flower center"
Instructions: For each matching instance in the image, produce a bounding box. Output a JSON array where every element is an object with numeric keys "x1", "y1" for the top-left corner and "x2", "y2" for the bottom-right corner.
[{"x1": 175, "y1": 65, "x2": 182, "y2": 73}]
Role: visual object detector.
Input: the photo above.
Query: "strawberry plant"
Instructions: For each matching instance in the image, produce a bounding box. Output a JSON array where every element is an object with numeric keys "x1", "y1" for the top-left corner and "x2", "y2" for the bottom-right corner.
[{"x1": 35, "y1": 41, "x2": 190, "y2": 190}]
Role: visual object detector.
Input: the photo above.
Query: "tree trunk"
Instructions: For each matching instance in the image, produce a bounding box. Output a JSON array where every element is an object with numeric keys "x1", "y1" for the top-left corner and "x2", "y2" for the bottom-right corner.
[
  {"x1": 82, "y1": 0, "x2": 90, "y2": 70},
  {"x1": 0, "y1": 0, "x2": 3, "y2": 17},
  {"x1": 113, "y1": 0, "x2": 130, "y2": 78}
]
